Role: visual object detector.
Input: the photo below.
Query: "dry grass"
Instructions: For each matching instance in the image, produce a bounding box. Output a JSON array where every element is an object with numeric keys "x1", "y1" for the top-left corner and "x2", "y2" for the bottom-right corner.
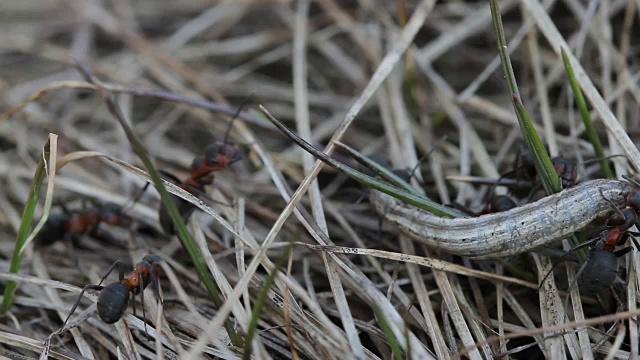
[{"x1": 0, "y1": 0, "x2": 639, "y2": 359}]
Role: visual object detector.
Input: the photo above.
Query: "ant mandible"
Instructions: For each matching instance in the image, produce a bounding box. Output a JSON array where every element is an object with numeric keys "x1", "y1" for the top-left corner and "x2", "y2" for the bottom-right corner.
[{"x1": 58, "y1": 254, "x2": 163, "y2": 332}]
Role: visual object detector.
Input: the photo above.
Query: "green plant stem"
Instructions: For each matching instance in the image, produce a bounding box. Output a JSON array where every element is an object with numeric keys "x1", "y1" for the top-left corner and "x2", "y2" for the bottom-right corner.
[
  {"x1": 562, "y1": 48, "x2": 614, "y2": 179},
  {"x1": 1, "y1": 139, "x2": 50, "y2": 314}
]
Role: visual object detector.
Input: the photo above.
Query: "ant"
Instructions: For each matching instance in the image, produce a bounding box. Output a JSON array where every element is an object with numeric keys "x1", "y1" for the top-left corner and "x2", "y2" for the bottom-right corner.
[
  {"x1": 448, "y1": 195, "x2": 517, "y2": 217},
  {"x1": 186, "y1": 142, "x2": 242, "y2": 189},
  {"x1": 158, "y1": 103, "x2": 245, "y2": 234},
  {"x1": 34, "y1": 202, "x2": 132, "y2": 248},
  {"x1": 57, "y1": 254, "x2": 163, "y2": 332},
  {"x1": 517, "y1": 154, "x2": 578, "y2": 189},
  {"x1": 479, "y1": 195, "x2": 517, "y2": 214},
  {"x1": 575, "y1": 184, "x2": 640, "y2": 294},
  {"x1": 543, "y1": 176, "x2": 640, "y2": 295}
]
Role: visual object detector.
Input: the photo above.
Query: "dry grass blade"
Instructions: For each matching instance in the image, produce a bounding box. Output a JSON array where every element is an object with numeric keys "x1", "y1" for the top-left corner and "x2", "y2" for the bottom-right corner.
[
  {"x1": 456, "y1": 309, "x2": 640, "y2": 359},
  {"x1": 293, "y1": 1, "x2": 362, "y2": 356},
  {"x1": 297, "y1": 243, "x2": 537, "y2": 289},
  {"x1": 522, "y1": 0, "x2": 640, "y2": 171}
]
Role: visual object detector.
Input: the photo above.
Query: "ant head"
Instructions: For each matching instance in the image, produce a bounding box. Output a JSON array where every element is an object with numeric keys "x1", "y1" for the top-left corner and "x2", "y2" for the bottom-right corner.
[
  {"x1": 552, "y1": 158, "x2": 577, "y2": 187},
  {"x1": 96, "y1": 282, "x2": 130, "y2": 324},
  {"x1": 490, "y1": 195, "x2": 517, "y2": 213},
  {"x1": 607, "y1": 207, "x2": 636, "y2": 228},
  {"x1": 142, "y1": 254, "x2": 162, "y2": 266},
  {"x1": 141, "y1": 254, "x2": 163, "y2": 285},
  {"x1": 98, "y1": 203, "x2": 133, "y2": 227},
  {"x1": 607, "y1": 212, "x2": 627, "y2": 226},
  {"x1": 204, "y1": 142, "x2": 242, "y2": 168},
  {"x1": 627, "y1": 190, "x2": 640, "y2": 212}
]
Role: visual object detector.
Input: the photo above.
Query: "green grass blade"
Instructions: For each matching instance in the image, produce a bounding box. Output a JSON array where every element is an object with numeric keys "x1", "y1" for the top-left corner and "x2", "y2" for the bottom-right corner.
[
  {"x1": 259, "y1": 106, "x2": 464, "y2": 218},
  {"x1": 74, "y1": 62, "x2": 241, "y2": 346},
  {"x1": 490, "y1": 0, "x2": 560, "y2": 194},
  {"x1": 242, "y1": 245, "x2": 292, "y2": 360},
  {"x1": 334, "y1": 141, "x2": 420, "y2": 195},
  {"x1": 512, "y1": 96, "x2": 562, "y2": 193},
  {"x1": 561, "y1": 48, "x2": 614, "y2": 179},
  {"x1": 372, "y1": 305, "x2": 405, "y2": 360},
  {"x1": 0, "y1": 137, "x2": 51, "y2": 314}
]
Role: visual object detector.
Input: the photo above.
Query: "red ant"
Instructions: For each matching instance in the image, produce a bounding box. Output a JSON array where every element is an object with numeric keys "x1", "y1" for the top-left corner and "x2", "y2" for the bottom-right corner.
[
  {"x1": 574, "y1": 183, "x2": 640, "y2": 294},
  {"x1": 543, "y1": 176, "x2": 640, "y2": 295},
  {"x1": 34, "y1": 202, "x2": 132, "y2": 248},
  {"x1": 158, "y1": 105, "x2": 245, "y2": 234},
  {"x1": 158, "y1": 142, "x2": 242, "y2": 235},
  {"x1": 57, "y1": 254, "x2": 163, "y2": 332},
  {"x1": 518, "y1": 154, "x2": 578, "y2": 189}
]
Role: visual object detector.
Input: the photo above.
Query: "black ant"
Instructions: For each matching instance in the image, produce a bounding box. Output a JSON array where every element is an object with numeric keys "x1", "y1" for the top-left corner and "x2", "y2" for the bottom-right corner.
[
  {"x1": 34, "y1": 202, "x2": 132, "y2": 248},
  {"x1": 57, "y1": 254, "x2": 163, "y2": 332}
]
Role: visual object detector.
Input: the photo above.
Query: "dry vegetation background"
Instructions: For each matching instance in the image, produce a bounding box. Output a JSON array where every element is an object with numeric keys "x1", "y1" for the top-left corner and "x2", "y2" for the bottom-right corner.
[{"x1": 0, "y1": 0, "x2": 640, "y2": 359}]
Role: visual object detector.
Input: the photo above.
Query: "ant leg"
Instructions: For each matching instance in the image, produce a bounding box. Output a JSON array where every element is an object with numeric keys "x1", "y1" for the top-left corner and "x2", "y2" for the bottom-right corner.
[
  {"x1": 622, "y1": 174, "x2": 640, "y2": 187},
  {"x1": 448, "y1": 202, "x2": 478, "y2": 216},
  {"x1": 526, "y1": 183, "x2": 542, "y2": 203},
  {"x1": 125, "y1": 181, "x2": 152, "y2": 210},
  {"x1": 58, "y1": 203, "x2": 72, "y2": 217},
  {"x1": 59, "y1": 284, "x2": 104, "y2": 331},
  {"x1": 614, "y1": 247, "x2": 634, "y2": 257},
  {"x1": 564, "y1": 259, "x2": 590, "y2": 296},
  {"x1": 98, "y1": 261, "x2": 124, "y2": 286},
  {"x1": 149, "y1": 264, "x2": 163, "y2": 303},
  {"x1": 630, "y1": 225, "x2": 640, "y2": 251},
  {"x1": 538, "y1": 239, "x2": 599, "y2": 287},
  {"x1": 158, "y1": 170, "x2": 183, "y2": 186},
  {"x1": 617, "y1": 231, "x2": 639, "y2": 248},
  {"x1": 353, "y1": 191, "x2": 367, "y2": 206},
  {"x1": 139, "y1": 272, "x2": 149, "y2": 337},
  {"x1": 599, "y1": 189, "x2": 626, "y2": 218},
  {"x1": 131, "y1": 291, "x2": 136, "y2": 319}
]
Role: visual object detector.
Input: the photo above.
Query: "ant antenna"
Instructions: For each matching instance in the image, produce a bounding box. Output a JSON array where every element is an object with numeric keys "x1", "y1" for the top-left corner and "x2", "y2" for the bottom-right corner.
[
  {"x1": 406, "y1": 135, "x2": 448, "y2": 183},
  {"x1": 222, "y1": 92, "x2": 255, "y2": 145},
  {"x1": 120, "y1": 183, "x2": 153, "y2": 215},
  {"x1": 599, "y1": 188, "x2": 626, "y2": 219},
  {"x1": 622, "y1": 174, "x2": 640, "y2": 188},
  {"x1": 538, "y1": 238, "x2": 598, "y2": 287},
  {"x1": 579, "y1": 154, "x2": 627, "y2": 168}
]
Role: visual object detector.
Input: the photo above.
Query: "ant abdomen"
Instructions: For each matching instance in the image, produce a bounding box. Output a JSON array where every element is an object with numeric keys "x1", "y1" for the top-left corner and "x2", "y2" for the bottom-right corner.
[
  {"x1": 158, "y1": 196, "x2": 197, "y2": 235},
  {"x1": 578, "y1": 250, "x2": 618, "y2": 295},
  {"x1": 97, "y1": 283, "x2": 130, "y2": 324},
  {"x1": 34, "y1": 215, "x2": 67, "y2": 247}
]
